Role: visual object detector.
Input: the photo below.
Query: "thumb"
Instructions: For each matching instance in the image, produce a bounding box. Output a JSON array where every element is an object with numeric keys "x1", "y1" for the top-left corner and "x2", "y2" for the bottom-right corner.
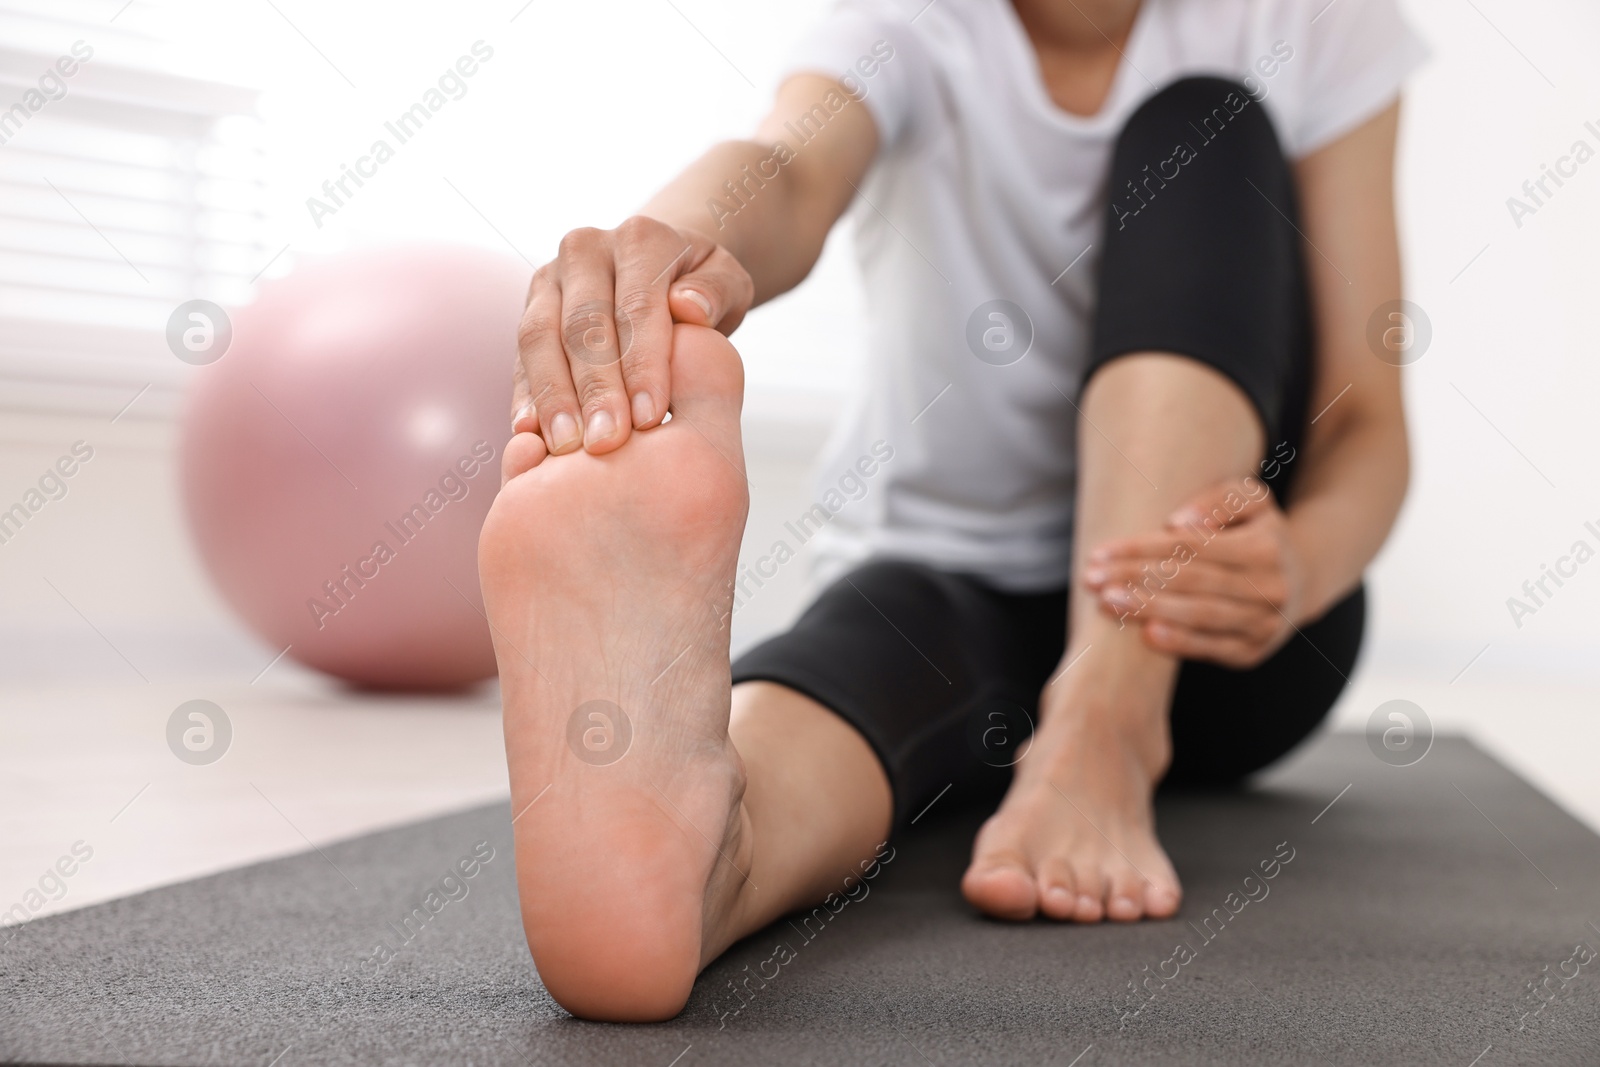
[
  {"x1": 667, "y1": 245, "x2": 753, "y2": 334},
  {"x1": 667, "y1": 283, "x2": 717, "y2": 326}
]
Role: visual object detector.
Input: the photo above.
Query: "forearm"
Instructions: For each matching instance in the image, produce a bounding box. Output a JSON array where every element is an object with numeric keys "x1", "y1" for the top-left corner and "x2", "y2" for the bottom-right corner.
[
  {"x1": 642, "y1": 140, "x2": 841, "y2": 307},
  {"x1": 1284, "y1": 407, "x2": 1409, "y2": 622}
]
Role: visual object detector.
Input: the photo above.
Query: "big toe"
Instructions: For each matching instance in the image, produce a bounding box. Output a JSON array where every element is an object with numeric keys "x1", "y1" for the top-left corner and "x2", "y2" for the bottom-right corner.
[
  {"x1": 667, "y1": 324, "x2": 744, "y2": 439},
  {"x1": 962, "y1": 848, "x2": 1039, "y2": 921},
  {"x1": 502, "y1": 430, "x2": 548, "y2": 485}
]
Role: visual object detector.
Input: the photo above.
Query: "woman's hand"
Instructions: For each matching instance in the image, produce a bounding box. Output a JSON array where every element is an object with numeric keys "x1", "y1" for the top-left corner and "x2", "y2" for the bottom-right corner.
[
  {"x1": 1081, "y1": 480, "x2": 1309, "y2": 668},
  {"x1": 513, "y1": 216, "x2": 753, "y2": 456}
]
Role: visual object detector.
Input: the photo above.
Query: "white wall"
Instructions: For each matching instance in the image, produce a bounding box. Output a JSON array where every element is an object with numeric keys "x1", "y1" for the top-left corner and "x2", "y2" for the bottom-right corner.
[{"x1": 1372, "y1": 0, "x2": 1600, "y2": 682}]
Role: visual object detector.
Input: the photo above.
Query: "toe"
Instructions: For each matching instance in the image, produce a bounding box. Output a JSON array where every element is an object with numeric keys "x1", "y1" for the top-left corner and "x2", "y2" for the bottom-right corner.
[
  {"x1": 502, "y1": 431, "x2": 548, "y2": 485},
  {"x1": 1143, "y1": 856, "x2": 1183, "y2": 918},
  {"x1": 666, "y1": 324, "x2": 745, "y2": 455},
  {"x1": 962, "y1": 855, "x2": 1038, "y2": 920},
  {"x1": 963, "y1": 822, "x2": 1039, "y2": 921},
  {"x1": 1105, "y1": 867, "x2": 1147, "y2": 922},
  {"x1": 1144, "y1": 880, "x2": 1182, "y2": 918},
  {"x1": 1036, "y1": 857, "x2": 1077, "y2": 921},
  {"x1": 1070, "y1": 865, "x2": 1106, "y2": 922}
]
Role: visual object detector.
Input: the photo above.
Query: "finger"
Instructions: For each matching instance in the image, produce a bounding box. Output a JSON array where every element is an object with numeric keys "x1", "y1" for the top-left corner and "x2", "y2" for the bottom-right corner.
[
  {"x1": 557, "y1": 256, "x2": 631, "y2": 454},
  {"x1": 511, "y1": 358, "x2": 538, "y2": 434},
  {"x1": 1139, "y1": 621, "x2": 1265, "y2": 668},
  {"x1": 668, "y1": 242, "x2": 755, "y2": 334},
  {"x1": 1126, "y1": 590, "x2": 1265, "y2": 637},
  {"x1": 1092, "y1": 559, "x2": 1265, "y2": 604},
  {"x1": 1092, "y1": 523, "x2": 1279, "y2": 575},
  {"x1": 611, "y1": 222, "x2": 685, "y2": 430},
  {"x1": 1089, "y1": 531, "x2": 1206, "y2": 564},
  {"x1": 1082, "y1": 549, "x2": 1181, "y2": 593},
  {"x1": 1165, "y1": 478, "x2": 1276, "y2": 530},
  {"x1": 1089, "y1": 522, "x2": 1259, "y2": 565},
  {"x1": 1193, "y1": 530, "x2": 1275, "y2": 569},
  {"x1": 1094, "y1": 552, "x2": 1293, "y2": 612},
  {"x1": 518, "y1": 285, "x2": 583, "y2": 455}
]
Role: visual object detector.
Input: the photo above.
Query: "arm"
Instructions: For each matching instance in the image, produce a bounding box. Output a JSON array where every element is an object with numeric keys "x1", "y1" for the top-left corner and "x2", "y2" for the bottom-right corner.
[
  {"x1": 1282, "y1": 100, "x2": 1409, "y2": 620},
  {"x1": 514, "y1": 75, "x2": 878, "y2": 457},
  {"x1": 1082, "y1": 102, "x2": 1411, "y2": 665},
  {"x1": 640, "y1": 74, "x2": 879, "y2": 305}
]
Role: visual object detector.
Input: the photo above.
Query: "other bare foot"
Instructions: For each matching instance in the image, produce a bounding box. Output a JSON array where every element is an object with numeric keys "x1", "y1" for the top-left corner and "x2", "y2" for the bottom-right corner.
[{"x1": 960, "y1": 662, "x2": 1182, "y2": 923}]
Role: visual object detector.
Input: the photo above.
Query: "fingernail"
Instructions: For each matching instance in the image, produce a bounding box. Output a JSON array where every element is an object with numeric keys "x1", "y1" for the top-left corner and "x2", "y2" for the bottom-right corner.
[
  {"x1": 512, "y1": 402, "x2": 533, "y2": 429},
  {"x1": 1084, "y1": 567, "x2": 1106, "y2": 584},
  {"x1": 550, "y1": 412, "x2": 580, "y2": 453},
  {"x1": 1169, "y1": 509, "x2": 1201, "y2": 527},
  {"x1": 585, "y1": 408, "x2": 616, "y2": 446},
  {"x1": 678, "y1": 288, "x2": 713, "y2": 321},
  {"x1": 631, "y1": 391, "x2": 654, "y2": 427}
]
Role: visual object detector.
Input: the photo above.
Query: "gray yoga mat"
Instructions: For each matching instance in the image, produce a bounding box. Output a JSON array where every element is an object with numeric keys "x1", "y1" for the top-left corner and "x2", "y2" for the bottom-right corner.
[{"x1": 3, "y1": 734, "x2": 1598, "y2": 1067}]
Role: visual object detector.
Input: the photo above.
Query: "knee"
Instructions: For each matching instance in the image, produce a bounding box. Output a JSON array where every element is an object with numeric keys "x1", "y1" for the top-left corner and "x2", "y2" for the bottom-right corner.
[
  {"x1": 1120, "y1": 76, "x2": 1275, "y2": 148},
  {"x1": 1108, "y1": 76, "x2": 1286, "y2": 204},
  {"x1": 1080, "y1": 353, "x2": 1266, "y2": 441}
]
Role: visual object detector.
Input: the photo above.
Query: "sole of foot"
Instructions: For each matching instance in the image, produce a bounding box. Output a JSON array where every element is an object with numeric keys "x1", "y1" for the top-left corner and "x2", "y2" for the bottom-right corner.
[{"x1": 480, "y1": 324, "x2": 753, "y2": 1021}]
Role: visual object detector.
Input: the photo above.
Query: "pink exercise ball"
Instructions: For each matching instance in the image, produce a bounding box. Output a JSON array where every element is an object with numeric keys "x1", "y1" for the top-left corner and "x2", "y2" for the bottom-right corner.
[{"x1": 181, "y1": 244, "x2": 527, "y2": 689}]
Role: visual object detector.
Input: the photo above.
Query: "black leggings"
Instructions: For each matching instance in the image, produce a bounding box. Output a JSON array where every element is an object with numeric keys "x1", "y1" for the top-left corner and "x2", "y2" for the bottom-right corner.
[{"x1": 733, "y1": 77, "x2": 1364, "y2": 830}]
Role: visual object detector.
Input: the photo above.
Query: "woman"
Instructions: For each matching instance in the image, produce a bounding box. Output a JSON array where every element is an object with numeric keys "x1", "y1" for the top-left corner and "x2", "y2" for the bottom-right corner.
[{"x1": 478, "y1": 0, "x2": 1423, "y2": 1021}]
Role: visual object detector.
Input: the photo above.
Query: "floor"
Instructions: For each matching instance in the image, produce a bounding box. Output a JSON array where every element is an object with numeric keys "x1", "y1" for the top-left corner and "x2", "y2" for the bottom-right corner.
[
  {"x1": 4, "y1": 659, "x2": 1599, "y2": 932},
  {"x1": 6, "y1": 734, "x2": 1597, "y2": 1066}
]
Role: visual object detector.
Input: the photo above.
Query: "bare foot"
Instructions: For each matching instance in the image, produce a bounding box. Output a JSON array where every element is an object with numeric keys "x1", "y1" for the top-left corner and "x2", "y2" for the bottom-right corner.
[
  {"x1": 479, "y1": 324, "x2": 752, "y2": 1021},
  {"x1": 960, "y1": 662, "x2": 1183, "y2": 923}
]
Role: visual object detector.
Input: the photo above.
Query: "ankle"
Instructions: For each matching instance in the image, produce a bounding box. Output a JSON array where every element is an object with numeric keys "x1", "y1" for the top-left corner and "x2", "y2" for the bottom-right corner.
[
  {"x1": 1036, "y1": 654, "x2": 1175, "y2": 779},
  {"x1": 1036, "y1": 705, "x2": 1171, "y2": 779},
  {"x1": 700, "y1": 798, "x2": 762, "y2": 963}
]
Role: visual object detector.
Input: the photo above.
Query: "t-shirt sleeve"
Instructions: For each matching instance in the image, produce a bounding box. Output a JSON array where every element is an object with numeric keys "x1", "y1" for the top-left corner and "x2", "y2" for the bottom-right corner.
[
  {"x1": 1289, "y1": 0, "x2": 1429, "y2": 156},
  {"x1": 777, "y1": 0, "x2": 932, "y2": 150}
]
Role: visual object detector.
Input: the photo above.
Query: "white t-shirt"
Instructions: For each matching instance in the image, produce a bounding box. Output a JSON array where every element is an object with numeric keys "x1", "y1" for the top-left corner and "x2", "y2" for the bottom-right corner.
[{"x1": 780, "y1": 0, "x2": 1426, "y2": 592}]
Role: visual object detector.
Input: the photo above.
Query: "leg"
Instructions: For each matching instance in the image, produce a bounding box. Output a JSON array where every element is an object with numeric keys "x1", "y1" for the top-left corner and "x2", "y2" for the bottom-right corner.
[
  {"x1": 962, "y1": 355, "x2": 1262, "y2": 921},
  {"x1": 481, "y1": 324, "x2": 889, "y2": 1022},
  {"x1": 964, "y1": 76, "x2": 1316, "y2": 922},
  {"x1": 725, "y1": 681, "x2": 892, "y2": 936}
]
